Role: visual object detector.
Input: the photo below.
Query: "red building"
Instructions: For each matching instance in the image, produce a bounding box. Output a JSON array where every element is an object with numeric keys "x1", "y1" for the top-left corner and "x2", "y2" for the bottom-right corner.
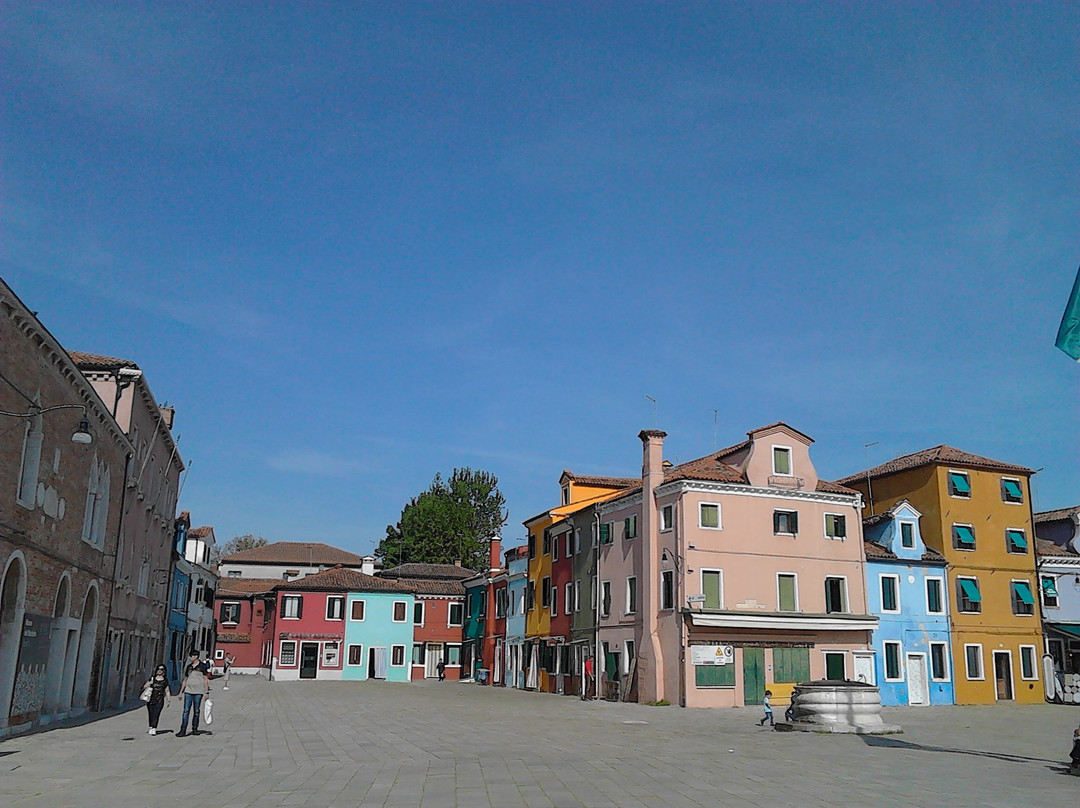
[
  {"x1": 378, "y1": 563, "x2": 470, "y2": 680},
  {"x1": 548, "y1": 526, "x2": 575, "y2": 694},
  {"x1": 214, "y1": 579, "x2": 279, "y2": 675},
  {"x1": 490, "y1": 567, "x2": 508, "y2": 685}
]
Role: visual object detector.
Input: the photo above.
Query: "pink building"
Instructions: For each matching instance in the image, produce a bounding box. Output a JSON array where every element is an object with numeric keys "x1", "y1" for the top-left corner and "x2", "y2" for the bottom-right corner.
[{"x1": 597, "y1": 423, "x2": 876, "y2": 708}]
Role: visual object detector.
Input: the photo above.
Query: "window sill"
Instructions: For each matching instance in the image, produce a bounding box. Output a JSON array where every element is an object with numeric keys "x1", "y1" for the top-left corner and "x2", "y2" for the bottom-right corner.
[{"x1": 930, "y1": 677, "x2": 951, "y2": 683}]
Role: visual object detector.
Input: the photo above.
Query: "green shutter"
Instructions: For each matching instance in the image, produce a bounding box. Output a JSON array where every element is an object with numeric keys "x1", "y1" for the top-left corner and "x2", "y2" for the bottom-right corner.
[
  {"x1": 702, "y1": 571, "x2": 721, "y2": 609},
  {"x1": 959, "y1": 579, "x2": 982, "y2": 602},
  {"x1": 778, "y1": 575, "x2": 796, "y2": 611},
  {"x1": 954, "y1": 525, "x2": 975, "y2": 545},
  {"x1": 1007, "y1": 529, "x2": 1028, "y2": 549},
  {"x1": 695, "y1": 664, "x2": 735, "y2": 687},
  {"x1": 949, "y1": 472, "x2": 971, "y2": 493},
  {"x1": 1003, "y1": 479, "x2": 1023, "y2": 499},
  {"x1": 834, "y1": 515, "x2": 845, "y2": 538},
  {"x1": 599, "y1": 523, "x2": 611, "y2": 544},
  {"x1": 790, "y1": 512, "x2": 799, "y2": 534},
  {"x1": 1013, "y1": 581, "x2": 1035, "y2": 605},
  {"x1": 773, "y1": 648, "x2": 809, "y2": 683}
]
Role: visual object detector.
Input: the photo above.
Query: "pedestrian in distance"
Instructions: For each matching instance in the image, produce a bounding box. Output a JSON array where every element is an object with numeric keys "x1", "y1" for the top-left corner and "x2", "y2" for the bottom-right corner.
[
  {"x1": 177, "y1": 651, "x2": 211, "y2": 737},
  {"x1": 582, "y1": 656, "x2": 594, "y2": 700},
  {"x1": 223, "y1": 653, "x2": 235, "y2": 690},
  {"x1": 436, "y1": 659, "x2": 446, "y2": 681},
  {"x1": 757, "y1": 689, "x2": 774, "y2": 727},
  {"x1": 142, "y1": 664, "x2": 171, "y2": 736},
  {"x1": 1070, "y1": 723, "x2": 1080, "y2": 772}
]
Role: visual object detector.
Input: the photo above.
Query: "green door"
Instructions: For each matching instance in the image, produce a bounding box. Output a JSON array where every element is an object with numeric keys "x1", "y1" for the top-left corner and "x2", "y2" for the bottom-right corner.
[{"x1": 742, "y1": 647, "x2": 765, "y2": 706}]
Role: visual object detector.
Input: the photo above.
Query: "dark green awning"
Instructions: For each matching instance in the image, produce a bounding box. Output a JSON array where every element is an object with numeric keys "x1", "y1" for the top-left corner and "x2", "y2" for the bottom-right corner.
[
  {"x1": 1049, "y1": 624, "x2": 1080, "y2": 638},
  {"x1": 959, "y1": 578, "x2": 982, "y2": 602}
]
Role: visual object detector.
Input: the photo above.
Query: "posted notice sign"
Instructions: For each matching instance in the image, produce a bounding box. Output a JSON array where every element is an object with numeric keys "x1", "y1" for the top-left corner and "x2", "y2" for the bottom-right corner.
[{"x1": 690, "y1": 644, "x2": 734, "y2": 666}]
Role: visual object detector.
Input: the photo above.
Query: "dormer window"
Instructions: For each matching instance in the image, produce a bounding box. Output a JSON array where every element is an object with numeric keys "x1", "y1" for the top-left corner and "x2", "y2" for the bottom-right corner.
[
  {"x1": 899, "y1": 522, "x2": 915, "y2": 549},
  {"x1": 772, "y1": 446, "x2": 792, "y2": 476},
  {"x1": 561, "y1": 485, "x2": 570, "y2": 506}
]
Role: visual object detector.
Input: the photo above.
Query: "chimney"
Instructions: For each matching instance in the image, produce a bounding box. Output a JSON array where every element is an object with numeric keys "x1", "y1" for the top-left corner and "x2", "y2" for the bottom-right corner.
[
  {"x1": 488, "y1": 536, "x2": 503, "y2": 574},
  {"x1": 159, "y1": 406, "x2": 175, "y2": 430},
  {"x1": 638, "y1": 428, "x2": 667, "y2": 704},
  {"x1": 361, "y1": 555, "x2": 375, "y2": 576},
  {"x1": 454, "y1": 559, "x2": 462, "y2": 567}
]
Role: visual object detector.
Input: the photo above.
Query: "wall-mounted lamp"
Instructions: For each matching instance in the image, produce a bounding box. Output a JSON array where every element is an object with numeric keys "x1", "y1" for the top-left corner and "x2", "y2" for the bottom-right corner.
[{"x1": 0, "y1": 403, "x2": 93, "y2": 444}]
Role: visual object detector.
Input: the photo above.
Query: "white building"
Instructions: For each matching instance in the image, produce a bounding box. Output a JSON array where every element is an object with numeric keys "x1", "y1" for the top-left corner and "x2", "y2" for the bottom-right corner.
[
  {"x1": 183, "y1": 525, "x2": 218, "y2": 660},
  {"x1": 219, "y1": 541, "x2": 376, "y2": 581}
]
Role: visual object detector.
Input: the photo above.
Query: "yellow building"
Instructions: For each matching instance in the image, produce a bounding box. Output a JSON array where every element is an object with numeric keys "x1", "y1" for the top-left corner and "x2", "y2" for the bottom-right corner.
[{"x1": 840, "y1": 446, "x2": 1044, "y2": 704}]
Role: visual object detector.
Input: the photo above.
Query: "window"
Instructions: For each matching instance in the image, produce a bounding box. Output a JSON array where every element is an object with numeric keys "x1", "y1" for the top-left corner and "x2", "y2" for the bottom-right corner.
[
  {"x1": 930, "y1": 643, "x2": 950, "y2": 680},
  {"x1": 552, "y1": 534, "x2": 559, "y2": 561},
  {"x1": 880, "y1": 575, "x2": 900, "y2": 613},
  {"x1": 701, "y1": 570, "x2": 722, "y2": 610},
  {"x1": 624, "y1": 640, "x2": 636, "y2": 675},
  {"x1": 1010, "y1": 580, "x2": 1035, "y2": 616},
  {"x1": 220, "y1": 602, "x2": 241, "y2": 625},
  {"x1": 772, "y1": 446, "x2": 792, "y2": 475},
  {"x1": 774, "y1": 510, "x2": 799, "y2": 535},
  {"x1": 564, "y1": 583, "x2": 573, "y2": 615},
  {"x1": 282, "y1": 596, "x2": 303, "y2": 619},
  {"x1": 326, "y1": 596, "x2": 344, "y2": 620},
  {"x1": 883, "y1": 641, "x2": 903, "y2": 681},
  {"x1": 824, "y1": 652, "x2": 846, "y2": 680},
  {"x1": 495, "y1": 589, "x2": 507, "y2": 619},
  {"x1": 391, "y1": 645, "x2": 406, "y2": 666},
  {"x1": 445, "y1": 644, "x2": 462, "y2": 666},
  {"x1": 228, "y1": 570, "x2": 241, "y2": 578},
  {"x1": 601, "y1": 581, "x2": 611, "y2": 618},
  {"x1": 81, "y1": 455, "x2": 110, "y2": 546},
  {"x1": 626, "y1": 577, "x2": 638, "y2": 614},
  {"x1": 824, "y1": 577, "x2": 847, "y2": 613},
  {"x1": 926, "y1": 578, "x2": 944, "y2": 614},
  {"x1": 350, "y1": 600, "x2": 365, "y2": 621},
  {"x1": 947, "y1": 470, "x2": 971, "y2": 498},
  {"x1": 599, "y1": 523, "x2": 612, "y2": 544},
  {"x1": 1001, "y1": 477, "x2": 1024, "y2": 504},
  {"x1": 956, "y1": 577, "x2": 981, "y2": 613},
  {"x1": 624, "y1": 515, "x2": 638, "y2": 539},
  {"x1": 824, "y1": 514, "x2": 846, "y2": 540},
  {"x1": 448, "y1": 602, "x2": 463, "y2": 626},
  {"x1": 478, "y1": 590, "x2": 486, "y2": 618},
  {"x1": 964, "y1": 644, "x2": 984, "y2": 680},
  {"x1": 348, "y1": 645, "x2": 363, "y2": 665},
  {"x1": 17, "y1": 409, "x2": 43, "y2": 508},
  {"x1": 1042, "y1": 575, "x2": 1060, "y2": 608},
  {"x1": 1005, "y1": 529, "x2": 1028, "y2": 554},
  {"x1": 699, "y1": 504, "x2": 721, "y2": 530},
  {"x1": 661, "y1": 570, "x2": 674, "y2": 610},
  {"x1": 528, "y1": 535, "x2": 536, "y2": 558},
  {"x1": 561, "y1": 485, "x2": 570, "y2": 506},
  {"x1": 695, "y1": 663, "x2": 735, "y2": 687},
  {"x1": 526, "y1": 582, "x2": 535, "y2": 611},
  {"x1": 412, "y1": 643, "x2": 425, "y2": 665},
  {"x1": 550, "y1": 586, "x2": 558, "y2": 617},
  {"x1": 413, "y1": 601, "x2": 425, "y2": 625},
  {"x1": 573, "y1": 579, "x2": 581, "y2": 612},
  {"x1": 279, "y1": 641, "x2": 297, "y2": 666},
  {"x1": 542, "y1": 532, "x2": 551, "y2": 555},
  {"x1": 541, "y1": 577, "x2": 551, "y2": 608},
  {"x1": 900, "y1": 522, "x2": 915, "y2": 548},
  {"x1": 1019, "y1": 645, "x2": 1037, "y2": 680},
  {"x1": 777, "y1": 573, "x2": 798, "y2": 612},
  {"x1": 952, "y1": 523, "x2": 976, "y2": 550},
  {"x1": 661, "y1": 505, "x2": 674, "y2": 532}
]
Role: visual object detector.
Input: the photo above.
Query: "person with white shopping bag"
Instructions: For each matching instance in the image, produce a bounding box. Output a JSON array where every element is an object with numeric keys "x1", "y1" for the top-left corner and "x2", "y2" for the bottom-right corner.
[
  {"x1": 140, "y1": 665, "x2": 171, "y2": 736},
  {"x1": 177, "y1": 651, "x2": 211, "y2": 737}
]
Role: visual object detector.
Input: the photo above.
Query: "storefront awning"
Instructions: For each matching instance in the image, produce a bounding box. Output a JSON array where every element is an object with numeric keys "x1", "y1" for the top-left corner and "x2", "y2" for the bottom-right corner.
[
  {"x1": 687, "y1": 611, "x2": 878, "y2": 631},
  {"x1": 1048, "y1": 624, "x2": 1080, "y2": 639}
]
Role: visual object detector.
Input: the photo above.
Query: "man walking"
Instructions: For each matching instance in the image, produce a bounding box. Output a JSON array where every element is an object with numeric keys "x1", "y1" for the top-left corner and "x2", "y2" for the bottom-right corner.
[
  {"x1": 223, "y1": 653, "x2": 235, "y2": 690},
  {"x1": 178, "y1": 651, "x2": 211, "y2": 737}
]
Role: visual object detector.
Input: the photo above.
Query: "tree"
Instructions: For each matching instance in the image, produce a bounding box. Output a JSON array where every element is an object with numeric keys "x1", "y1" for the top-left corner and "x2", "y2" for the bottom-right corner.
[
  {"x1": 211, "y1": 533, "x2": 268, "y2": 565},
  {"x1": 376, "y1": 468, "x2": 507, "y2": 571}
]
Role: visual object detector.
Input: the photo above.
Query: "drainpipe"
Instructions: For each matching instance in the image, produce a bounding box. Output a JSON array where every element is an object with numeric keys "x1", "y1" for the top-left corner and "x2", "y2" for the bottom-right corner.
[
  {"x1": 593, "y1": 507, "x2": 602, "y2": 700},
  {"x1": 98, "y1": 451, "x2": 132, "y2": 712},
  {"x1": 676, "y1": 499, "x2": 687, "y2": 708}
]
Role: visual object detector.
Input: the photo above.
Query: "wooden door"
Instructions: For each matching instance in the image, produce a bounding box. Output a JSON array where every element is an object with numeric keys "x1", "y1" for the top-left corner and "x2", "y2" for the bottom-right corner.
[
  {"x1": 825, "y1": 652, "x2": 846, "y2": 681},
  {"x1": 742, "y1": 647, "x2": 765, "y2": 706}
]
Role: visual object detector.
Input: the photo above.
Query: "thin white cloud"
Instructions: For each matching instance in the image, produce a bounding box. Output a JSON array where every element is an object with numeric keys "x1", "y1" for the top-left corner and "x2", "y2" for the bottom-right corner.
[{"x1": 266, "y1": 450, "x2": 366, "y2": 478}]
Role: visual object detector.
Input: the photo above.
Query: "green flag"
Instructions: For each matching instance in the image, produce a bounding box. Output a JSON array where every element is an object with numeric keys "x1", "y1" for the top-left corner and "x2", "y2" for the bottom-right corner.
[{"x1": 1056, "y1": 267, "x2": 1080, "y2": 361}]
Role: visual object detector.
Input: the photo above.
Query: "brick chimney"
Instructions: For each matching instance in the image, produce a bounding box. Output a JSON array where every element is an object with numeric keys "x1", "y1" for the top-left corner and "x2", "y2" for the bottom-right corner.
[
  {"x1": 638, "y1": 429, "x2": 667, "y2": 704},
  {"x1": 488, "y1": 536, "x2": 503, "y2": 574}
]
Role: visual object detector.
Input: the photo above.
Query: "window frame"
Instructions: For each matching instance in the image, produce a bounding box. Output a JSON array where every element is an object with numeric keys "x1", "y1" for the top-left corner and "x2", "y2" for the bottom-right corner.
[
  {"x1": 776, "y1": 572, "x2": 799, "y2": 612},
  {"x1": 444, "y1": 643, "x2": 462, "y2": 667},
  {"x1": 391, "y1": 645, "x2": 406, "y2": 667},
  {"x1": 955, "y1": 576, "x2": 982, "y2": 614},
  {"x1": 947, "y1": 469, "x2": 971, "y2": 499},
  {"x1": 350, "y1": 599, "x2": 366, "y2": 621},
  {"x1": 550, "y1": 585, "x2": 557, "y2": 617},
  {"x1": 925, "y1": 576, "x2": 945, "y2": 615},
  {"x1": 660, "y1": 504, "x2": 674, "y2": 532},
  {"x1": 279, "y1": 640, "x2": 297, "y2": 667},
  {"x1": 448, "y1": 601, "x2": 464, "y2": 627},
  {"x1": 773, "y1": 509, "x2": 799, "y2": 536},
  {"x1": 281, "y1": 595, "x2": 303, "y2": 620},
  {"x1": 929, "y1": 641, "x2": 950, "y2": 682},
  {"x1": 698, "y1": 502, "x2": 722, "y2": 530},
  {"x1": 624, "y1": 515, "x2": 638, "y2": 539},
  {"x1": 541, "y1": 576, "x2": 551, "y2": 609},
  {"x1": 661, "y1": 569, "x2": 674, "y2": 611},
  {"x1": 219, "y1": 601, "x2": 241, "y2": 626},
  {"x1": 626, "y1": 576, "x2": 638, "y2": 615},
  {"x1": 824, "y1": 576, "x2": 848, "y2": 614},
  {"x1": 325, "y1": 595, "x2": 345, "y2": 621},
  {"x1": 899, "y1": 521, "x2": 916, "y2": 549},
  {"x1": 552, "y1": 533, "x2": 559, "y2": 561},
  {"x1": 700, "y1": 568, "x2": 723, "y2": 610},
  {"x1": 564, "y1": 582, "x2": 573, "y2": 616},
  {"x1": 823, "y1": 513, "x2": 847, "y2": 540},
  {"x1": 601, "y1": 580, "x2": 612, "y2": 618},
  {"x1": 1041, "y1": 575, "x2": 1060, "y2": 609},
  {"x1": 347, "y1": 644, "x2": 363, "y2": 666},
  {"x1": 964, "y1": 643, "x2": 984, "y2": 680},
  {"x1": 951, "y1": 522, "x2": 976, "y2": 551},
  {"x1": 1005, "y1": 528, "x2": 1028, "y2": 555},
  {"x1": 772, "y1": 445, "x2": 793, "y2": 476},
  {"x1": 1019, "y1": 645, "x2": 1038, "y2": 680},
  {"x1": 413, "y1": 600, "x2": 425, "y2": 625},
  {"x1": 879, "y1": 574, "x2": 901, "y2": 614},
  {"x1": 883, "y1": 641, "x2": 904, "y2": 682},
  {"x1": 1009, "y1": 579, "x2": 1035, "y2": 617},
  {"x1": 1000, "y1": 476, "x2": 1024, "y2": 504}
]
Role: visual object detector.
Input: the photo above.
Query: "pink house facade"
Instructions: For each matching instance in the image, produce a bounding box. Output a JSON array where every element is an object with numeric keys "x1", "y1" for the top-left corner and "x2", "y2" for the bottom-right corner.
[{"x1": 597, "y1": 423, "x2": 877, "y2": 709}]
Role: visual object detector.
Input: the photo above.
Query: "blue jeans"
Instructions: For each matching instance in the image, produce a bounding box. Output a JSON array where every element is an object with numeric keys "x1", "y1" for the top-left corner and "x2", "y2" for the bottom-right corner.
[{"x1": 180, "y1": 693, "x2": 203, "y2": 732}]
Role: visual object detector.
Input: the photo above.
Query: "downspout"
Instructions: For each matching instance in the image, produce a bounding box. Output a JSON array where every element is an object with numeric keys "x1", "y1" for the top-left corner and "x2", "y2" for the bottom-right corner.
[
  {"x1": 98, "y1": 451, "x2": 132, "y2": 712},
  {"x1": 593, "y1": 507, "x2": 602, "y2": 700},
  {"x1": 676, "y1": 498, "x2": 687, "y2": 708}
]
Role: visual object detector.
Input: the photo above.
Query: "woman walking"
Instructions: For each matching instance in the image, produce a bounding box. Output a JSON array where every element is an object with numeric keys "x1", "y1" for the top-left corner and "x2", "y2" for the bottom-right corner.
[{"x1": 143, "y1": 664, "x2": 171, "y2": 736}]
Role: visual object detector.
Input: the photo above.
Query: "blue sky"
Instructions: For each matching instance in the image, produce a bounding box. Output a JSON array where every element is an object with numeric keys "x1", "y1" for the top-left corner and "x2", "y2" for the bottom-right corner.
[{"x1": 3, "y1": 3, "x2": 1077, "y2": 553}]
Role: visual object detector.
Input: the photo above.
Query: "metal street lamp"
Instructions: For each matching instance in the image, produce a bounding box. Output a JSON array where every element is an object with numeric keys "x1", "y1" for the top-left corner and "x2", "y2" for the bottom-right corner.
[{"x1": 0, "y1": 404, "x2": 93, "y2": 444}]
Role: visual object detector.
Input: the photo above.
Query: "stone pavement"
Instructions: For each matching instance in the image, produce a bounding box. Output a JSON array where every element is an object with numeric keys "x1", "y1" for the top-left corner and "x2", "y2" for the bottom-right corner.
[{"x1": 1, "y1": 676, "x2": 1077, "y2": 808}]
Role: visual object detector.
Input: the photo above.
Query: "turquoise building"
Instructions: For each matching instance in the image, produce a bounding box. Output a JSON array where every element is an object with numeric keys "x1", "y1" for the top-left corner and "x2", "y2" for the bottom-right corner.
[
  {"x1": 863, "y1": 500, "x2": 955, "y2": 706},
  {"x1": 343, "y1": 581, "x2": 416, "y2": 683}
]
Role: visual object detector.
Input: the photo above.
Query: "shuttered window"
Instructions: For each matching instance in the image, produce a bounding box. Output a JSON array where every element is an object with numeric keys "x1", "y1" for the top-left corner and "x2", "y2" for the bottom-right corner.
[
  {"x1": 772, "y1": 648, "x2": 809, "y2": 683},
  {"x1": 695, "y1": 664, "x2": 735, "y2": 687}
]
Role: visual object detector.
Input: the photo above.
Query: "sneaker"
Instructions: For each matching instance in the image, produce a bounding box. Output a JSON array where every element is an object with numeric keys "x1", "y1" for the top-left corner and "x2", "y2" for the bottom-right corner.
[
  {"x1": 148, "y1": 728, "x2": 154, "y2": 735},
  {"x1": 149, "y1": 728, "x2": 156, "y2": 736},
  {"x1": 223, "y1": 686, "x2": 229, "y2": 690},
  {"x1": 177, "y1": 730, "x2": 187, "y2": 737}
]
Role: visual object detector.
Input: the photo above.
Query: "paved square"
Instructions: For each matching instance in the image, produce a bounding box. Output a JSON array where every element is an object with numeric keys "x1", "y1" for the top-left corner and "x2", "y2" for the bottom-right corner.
[{"x1": 1, "y1": 677, "x2": 1077, "y2": 808}]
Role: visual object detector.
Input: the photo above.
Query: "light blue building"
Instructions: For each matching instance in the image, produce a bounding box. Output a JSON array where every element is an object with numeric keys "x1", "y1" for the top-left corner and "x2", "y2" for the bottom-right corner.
[
  {"x1": 1034, "y1": 507, "x2": 1080, "y2": 701},
  {"x1": 863, "y1": 500, "x2": 955, "y2": 706},
  {"x1": 504, "y1": 546, "x2": 528, "y2": 689},
  {"x1": 343, "y1": 583, "x2": 416, "y2": 683}
]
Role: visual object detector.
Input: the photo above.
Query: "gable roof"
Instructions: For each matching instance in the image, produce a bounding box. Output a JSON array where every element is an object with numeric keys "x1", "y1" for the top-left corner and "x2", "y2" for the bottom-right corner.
[
  {"x1": 69, "y1": 350, "x2": 139, "y2": 370},
  {"x1": 188, "y1": 526, "x2": 214, "y2": 539},
  {"x1": 559, "y1": 471, "x2": 640, "y2": 489},
  {"x1": 837, "y1": 445, "x2": 1033, "y2": 486},
  {"x1": 223, "y1": 541, "x2": 367, "y2": 566},
  {"x1": 217, "y1": 578, "x2": 281, "y2": 597},
  {"x1": 1035, "y1": 506, "x2": 1080, "y2": 524},
  {"x1": 746, "y1": 421, "x2": 814, "y2": 444},
  {"x1": 863, "y1": 540, "x2": 944, "y2": 563},
  {"x1": 378, "y1": 562, "x2": 477, "y2": 581},
  {"x1": 275, "y1": 566, "x2": 414, "y2": 593}
]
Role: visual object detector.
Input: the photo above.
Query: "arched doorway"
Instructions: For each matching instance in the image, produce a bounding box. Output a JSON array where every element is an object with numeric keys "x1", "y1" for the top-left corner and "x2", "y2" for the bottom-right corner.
[
  {"x1": 44, "y1": 575, "x2": 80, "y2": 717},
  {"x1": 0, "y1": 554, "x2": 28, "y2": 725},
  {"x1": 71, "y1": 585, "x2": 98, "y2": 712}
]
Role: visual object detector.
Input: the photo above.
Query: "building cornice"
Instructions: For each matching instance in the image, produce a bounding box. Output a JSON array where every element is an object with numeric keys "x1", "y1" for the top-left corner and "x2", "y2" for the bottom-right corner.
[
  {"x1": 686, "y1": 610, "x2": 878, "y2": 632},
  {"x1": 655, "y1": 479, "x2": 862, "y2": 508}
]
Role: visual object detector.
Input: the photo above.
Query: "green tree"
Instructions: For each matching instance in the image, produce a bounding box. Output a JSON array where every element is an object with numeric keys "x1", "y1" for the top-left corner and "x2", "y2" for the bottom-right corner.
[
  {"x1": 377, "y1": 468, "x2": 507, "y2": 571},
  {"x1": 211, "y1": 533, "x2": 268, "y2": 565}
]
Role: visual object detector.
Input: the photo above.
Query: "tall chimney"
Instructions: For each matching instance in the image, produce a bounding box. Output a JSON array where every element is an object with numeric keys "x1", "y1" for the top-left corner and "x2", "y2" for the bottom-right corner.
[
  {"x1": 488, "y1": 536, "x2": 503, "y2": 574},
  {"x1": 638, "y1": 429, "x2": 667, "y2": 703},
  {"x1": 361, "y1": 555, "x2": 375, "y2": 576}
]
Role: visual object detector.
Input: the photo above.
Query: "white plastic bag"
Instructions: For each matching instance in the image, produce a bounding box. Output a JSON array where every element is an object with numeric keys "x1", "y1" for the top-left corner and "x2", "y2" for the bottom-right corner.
[{"x1": 203, "y1": 697, "x2": 213, "y2": 725}]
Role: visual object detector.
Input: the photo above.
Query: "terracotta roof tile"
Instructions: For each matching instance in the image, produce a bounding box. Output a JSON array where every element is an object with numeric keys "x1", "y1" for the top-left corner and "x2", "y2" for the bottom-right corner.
[
  {"x1": 837, "y1": 445, "x2": 1033, "y2": 485},
  {"x1": 1034, "y1": 506, "x2": 1080, "y2": 524},
  {"x1": 409, "y1": 579, "x2": 467, "y2": 596},
  {"x1": 217, "y1": 578, "x2": 281, "y2": 597},
  {"x1": 378, "y1": 563, "x2": 477, "y2": 581},
  {"x1": 275, "y1": 567, "x2": 414, "y2": 593},
  {"x1": 921, "y1": 547, "x2": 946, "y2": 562},
  {"x1": 188, "y1": 526, "x2": 214, "y2": 539},
  {"x1": 223, "y1": 541, "x2": 367, "y2": 565},
  {"x1": 564, "y1": 473, "x2": 639, "y2": 488},
  {"x1": 1037, "y1": 538, "x2": 1077, "y2": 557},
  {"x1": 69, "y1": 350, "x2": 139, "y2": 369},
  {"x1": 863, "y1": 541, "x2": 896, "y2": 559},
  {"x1": 746, "y1": 422, "x2": 814, "y2": 443}
]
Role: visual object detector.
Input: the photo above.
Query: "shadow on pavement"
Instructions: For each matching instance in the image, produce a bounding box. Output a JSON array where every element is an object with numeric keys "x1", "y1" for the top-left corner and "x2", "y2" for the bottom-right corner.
[{"x1": 861, "y1": 734, "x2": 1061, "y2": 765}]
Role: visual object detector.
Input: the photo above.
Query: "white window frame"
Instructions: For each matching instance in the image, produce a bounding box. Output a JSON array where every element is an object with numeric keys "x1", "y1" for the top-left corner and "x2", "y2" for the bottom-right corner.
[
  {"x1": 444, "y1": 643, "x2": 462, "y2": 667},
  {"x1": 776, "y1": 572, "x2": 799, "y2": 612},
  {"x1": 414, "y1": 600, "x2": 425, "y2": 625},
  {"x1": 823, "y1": 513, "x2": 847, "y2": 540},
  {"x1": 552, "y1": 534, "x2": 559, "y2": 562},
  {"x1": 1005, "y1": 527, "x2": 1028, "y2": 555},
  {"x1": 952, "y1": 522, "x2": 976, "y2": 552},
  {"x1": 700, "y1": 568, "x2": 723, "y2": 610},
  {"x1": 624, "y1": 639, "x2": 636, "y2": 675},
  {"x1": 955, "y1": 575, "x2": 981, "y2": 614},
  {"x1": 660, "y1": 504, "x2": 674, "y2": 532},
  {"x1": 925, "y1": 576, "x2": 945, "y2": 615},
  {"x1": 698, "y1": 502, "x2": 722, "y2": 530},
  {"x1": 564, "y1": 582, "x2": 573, "y2": 616},
  {"x1": 772, "y1": 445, "x2": 793, "y2": 476},
  {"x1": 573, "y1": 579, "x2": 581, "y2": 613},
  {"x1": 279, "y1": 640, "x2": 297, "y2": 667},
  {"x1": 1042, "y1": 575, "x2": 1060, "y2": 609},
  {"x1": 220, "y1": 601, "x2": 241, "y2": 626},
  {"x1": 882, "y1": 640, "x2": 904, "y2": 682},
  {"x1": 1001, "y1": 476, "x2": 1024, "y2": 504},
  {"x1": 879, "y1": 574, "x2": 901, "y2": 614},
  {"x1": 964, "y1": 643, "x2": 984, "y2": 680},
  {"x1": 929, "y1": 641, "x2": 951, "y2": 681},
  {"x1": 281, "y1": 596, "x2": 302, "y2": 620},
  {"x1": 347, "y1": 644, "x2": 363, "y2": 666},
  {"x1": 660, "y1": 569, "x2": 674, "y2": 611},
  {"x1": 626, "y1": 576, "x2": 638, "y2": 614},
  {"x1": 391, "y1": 645, "x2": 407, "y2": 667},
  {"x1": 1018, "y1": 644, "x2": 1039, "y2": 680},
  {"x1": 350, "y1": 599, "x2": 366, "y2": 621},
  {"x1": 947, "y1": 469, "x2": 971, "y2": 499},
  {"x1": 448, "y1": 602, "x2": 464, "y2": 627},
  {"x1": 899, "y1": 521, "x2": 916, "y2": 549},
  {"x1": 1010, "y1": 578, "x2": 1035, "y2": 617},
  {"x1": 326, "y1": 596, "x2": 345, "y2": 621},
  {"x1": 550, "y1": 586, "x2": 558, "y2": 617},
  {"x1": 824, "y1": 575, "x2": 848, "y2": 614},
  {"x1": 601, "y1": 580, "x2": 611, "y2": 618}
]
